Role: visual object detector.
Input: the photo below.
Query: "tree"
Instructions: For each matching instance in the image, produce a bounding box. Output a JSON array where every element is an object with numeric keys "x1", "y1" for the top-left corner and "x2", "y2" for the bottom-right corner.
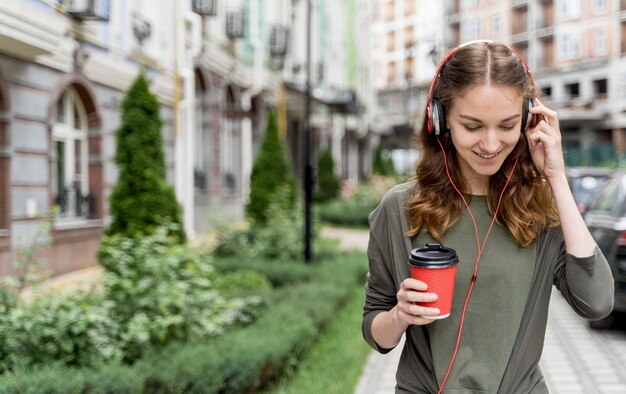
[
  {"x1": 107, "y1": 72, "x2": 185, "y2": 241},
  {"x1": 246, "y1": 109, "x2": 297, "y2": 224},
  {"x1": 315, "y1": 149, "x2": 340, "y2": 203},
  {"x1": 372, "y1": 143, "x2": 395, "y2": 176}
]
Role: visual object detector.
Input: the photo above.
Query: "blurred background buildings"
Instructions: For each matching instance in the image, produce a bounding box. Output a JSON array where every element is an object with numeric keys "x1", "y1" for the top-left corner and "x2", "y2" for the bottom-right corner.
[{"x1": 1, "y1": 0, "x2": 626, "y2": 277}]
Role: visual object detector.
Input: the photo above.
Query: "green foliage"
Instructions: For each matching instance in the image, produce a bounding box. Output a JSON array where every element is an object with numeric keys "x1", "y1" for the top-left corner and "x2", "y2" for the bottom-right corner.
[
  {"x1": 107, "y1": 72, "x2": 185, "y2": 241},
  {"x1": 0, "y1": 208, "x2": 57, "y2": 308},
  {"x1": 372, "y1": 143, "x2": 395, "y2": 176},
  {"x1": 266, "y1": 288, "x2": 371, "y2": 394},
  {"x1": 319, "y1": 175, "x2": 397, "y2": 227},
  {"x1": 0, "y1": 251, "x2": 368, "y2": 393},
  {"x1": 315, "y1": 149, "x2": 341, "y2": 203},
  {"x1": 0, "y1": 291, "x2": 122, "y2": 373},
  {"x1": 212, "y1": 269, "x2": 272, "y2": 299},
  {"x1": 247, "y1": 109, "x2": 298, "y2": 224},
  {"x1": 97, "y1": 224, "x2": 255, "y2": 362},
  {"x1": 217, "y1": 186, "x2": 311, "y2": 262},
  {"x1": 0, "y1": 225, "x2": 261, "y2": 375}
]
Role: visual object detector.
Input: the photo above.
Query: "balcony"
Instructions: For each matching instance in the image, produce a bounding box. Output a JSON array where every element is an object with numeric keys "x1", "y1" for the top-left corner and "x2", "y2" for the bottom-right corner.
[
  {"x1": 0, "y1": 4, "x2": 61, "y2": 60},
  {"x1": 55, "y1": 186, "x2": 94, "y2": 220}
]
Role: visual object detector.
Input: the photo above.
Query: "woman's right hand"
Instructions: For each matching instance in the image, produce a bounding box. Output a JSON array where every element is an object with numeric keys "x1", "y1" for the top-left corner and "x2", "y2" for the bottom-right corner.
[{"x1": 394, "y1": 278, "x2": 441, "y2": 326}]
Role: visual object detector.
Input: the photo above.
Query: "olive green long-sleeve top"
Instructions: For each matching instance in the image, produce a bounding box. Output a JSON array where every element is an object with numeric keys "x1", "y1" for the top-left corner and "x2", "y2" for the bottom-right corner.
[{"x1": 362, "y1": 182, "x2": 614, "y2": 393}]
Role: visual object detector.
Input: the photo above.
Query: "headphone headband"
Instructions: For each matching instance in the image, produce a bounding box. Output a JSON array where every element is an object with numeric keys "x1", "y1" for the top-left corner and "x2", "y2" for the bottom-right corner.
[{"x1": 426, "y1": 40, "x2": 537, "y2": 135}]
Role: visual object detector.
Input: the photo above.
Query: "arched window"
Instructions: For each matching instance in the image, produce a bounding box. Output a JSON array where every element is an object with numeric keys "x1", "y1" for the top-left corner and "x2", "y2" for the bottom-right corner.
[
  {"x1": 52, "y1": 87, "x2": 90, "y2": 219},
  {"x1": 221, "y1": 85, "x2": 240, "y2": 193},
  {"x1": 194, "y1": 69, "x2": 212, "y2": 192}
]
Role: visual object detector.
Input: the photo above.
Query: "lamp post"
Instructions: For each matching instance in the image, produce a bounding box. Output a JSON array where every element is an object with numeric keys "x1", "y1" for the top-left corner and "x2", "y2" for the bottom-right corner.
[{"x1": 304, "y1": 0, "x2": 313, "y2": 262}]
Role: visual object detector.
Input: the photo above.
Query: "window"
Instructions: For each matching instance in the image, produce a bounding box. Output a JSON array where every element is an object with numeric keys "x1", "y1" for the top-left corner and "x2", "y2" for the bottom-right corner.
[
  {"x1": 559, "y1": 0, "x2": 580, "y2": 19},
  {"x1": 561, "y1": 33, "x2": 579, "y2": 59},
  {"x1": 0, "y1": 101, "x2": 7, "y2": 231},
  {"x1": 594, "y1": 27, "x2": 607, "y2": 57},
  {"x1": 541, "y1": 85, "x2": 553, "y2": 99},
  {"x1": 593, "y1": 0, "x2": 606, "y2": 13},
  {"x1": 52, "y1": 87, "x2": 89, "y2": 219},
  {"x1": 194, "y1": 71, "x2": 211, "y2": 192},
  {"x1": 593, "y1": 78, "x2": 608, "y2": 99},
  {"x1": 221, "y1": 87, "x2": 240, "y2": 193},
  {"x1": 491, "y1": 14, "x2": 501, "y2": 35},
  {"x1": 463, "y1": 0, "x2": 478, "y2": 8},
  {"x1": 565, "y1": 82, "x2": 580, "y2": 98},
  {"x1": 463, "y1": 18, "x2": 480, "y2": 41}
]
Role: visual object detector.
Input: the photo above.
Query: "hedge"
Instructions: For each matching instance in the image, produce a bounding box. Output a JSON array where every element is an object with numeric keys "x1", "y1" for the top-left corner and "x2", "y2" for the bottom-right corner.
[{"x1": 0, "y1": 251, "x2": 367, "y2": 393}]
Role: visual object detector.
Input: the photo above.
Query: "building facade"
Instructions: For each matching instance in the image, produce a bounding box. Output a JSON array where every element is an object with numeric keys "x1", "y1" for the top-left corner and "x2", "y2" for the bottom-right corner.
[
  {"x1": 0, "y1": 0, "x2": 378, "y2": 278},
  {"x1": 373, "y1": 0, "x2": 445, "y2": 174},
  {"x1": 445, "y1": 0, "x2": 626, "y2": 166}
]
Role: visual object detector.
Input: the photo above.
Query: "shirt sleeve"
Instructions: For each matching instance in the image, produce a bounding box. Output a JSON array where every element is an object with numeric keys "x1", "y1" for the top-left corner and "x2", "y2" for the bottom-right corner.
[
  {"x1": 362, "y1": 191, "x2": 401, "y2": 353},
  {"x1": 550, "y1": 227, "x2": 615, "y2": 320}
]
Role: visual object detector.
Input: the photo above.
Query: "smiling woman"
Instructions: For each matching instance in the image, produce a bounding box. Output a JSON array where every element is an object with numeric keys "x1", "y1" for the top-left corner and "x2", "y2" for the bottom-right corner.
[{"x1": 362, "y1": 40, "x2": 614, "y2": 394}]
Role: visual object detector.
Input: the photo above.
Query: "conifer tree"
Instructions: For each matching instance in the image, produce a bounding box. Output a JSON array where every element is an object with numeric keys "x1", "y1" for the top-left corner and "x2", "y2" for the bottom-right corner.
[
  {"x1": 107, "y1": 72, "x2": 185, "y2": 241},
  {"x1": 246, "y1": 109, "x2": 297, "y2": 224},
  {"x1": 315, "y1": 149, "x2": 341, "y2": 202},
  {"x1": 373, "y1": 143, "x2": 395, "y2": 176}
]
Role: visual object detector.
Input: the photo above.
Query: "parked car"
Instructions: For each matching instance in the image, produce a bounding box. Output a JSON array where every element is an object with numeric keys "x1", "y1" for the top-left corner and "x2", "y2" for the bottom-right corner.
[
  {"x1": 583, "y1": 172, "x2": 626, "y2": 329},
  {"x1": 566, "y1": 167, "x2": 614, "y2": 214}
]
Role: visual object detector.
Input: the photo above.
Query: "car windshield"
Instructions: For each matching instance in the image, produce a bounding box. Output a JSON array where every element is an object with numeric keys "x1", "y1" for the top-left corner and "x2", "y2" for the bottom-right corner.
[
  {"x1": 570, "y1": 175, "x2": 609, "y2": 205},
  {"x1": 587, "y1": 176, "x2": 623, "y2": 213}
]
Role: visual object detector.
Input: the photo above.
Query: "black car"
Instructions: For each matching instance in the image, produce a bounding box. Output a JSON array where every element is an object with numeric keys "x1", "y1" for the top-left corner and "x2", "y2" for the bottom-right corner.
[
  {"x1": 583, "y1": 172, "x2": 626, "y2": 329},
  {"x1": 566, "y1": 167, "x2": 613, "y2": 214}
]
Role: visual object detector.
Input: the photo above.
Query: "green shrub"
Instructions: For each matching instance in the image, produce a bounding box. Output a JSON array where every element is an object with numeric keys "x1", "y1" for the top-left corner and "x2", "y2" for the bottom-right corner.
[
  {"x1": 247, "y1": 109, "x2": 298, "y2": 224},
  {"x1": 98, "y1": 225, "x2": 253, "y2": 362},
  {"x1": 217, "y1": 187, "x2": 310, "y2": 262},
  {"x1": 372, "y1": 143, "x2": 396, "y2": 176},
  {"x1": 0, "y1": 291, "x2": 121, "y2": 373},
  {"x1": 2, "y1": 250, "x2": 368, "y2": 394},
  {"x1": 212, "y1": 270, "x2": 272, "y2": 299},
  {"x1": 83, "y1": 363, "x2": 144, "y2": 394},
  {"x1": 315, "y1": 149, "x2": 341, "y2": 203},
  {"x1": 107, "y1": 72, "x2": 185, "y2": 241},
  {"x1": 319, "y1": 175, "x2": 397, "y2": 227},
  {"x1": 0, "y1": 363, "x2": 86, "y2": 394},
  {"x1": 210, "y1": 257, "x2": 315, "y2": 287}
]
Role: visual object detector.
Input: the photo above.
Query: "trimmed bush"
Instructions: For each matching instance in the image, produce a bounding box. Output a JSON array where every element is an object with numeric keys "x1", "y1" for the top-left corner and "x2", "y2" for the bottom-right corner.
[
  {"x1": 246, "y1": 109, "x2": 297, "y2": 224},
  {"x1": 107, "y1": 72, "x2": 185, "y2": 241},
  {"x1": 372, "y1": 143, "x2": 395, "y2": 176},
  {"x1": 315, "y1": 149, "x2": 341, "y2": 203},
  {"x1": 1, "y1": 251, "x2": 368, "y2": 393}
]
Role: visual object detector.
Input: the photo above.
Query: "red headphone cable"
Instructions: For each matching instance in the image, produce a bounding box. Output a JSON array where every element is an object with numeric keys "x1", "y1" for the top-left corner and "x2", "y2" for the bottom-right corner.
[{"x1": 435, "y1": 138, "x2": 519, "y2": 394}]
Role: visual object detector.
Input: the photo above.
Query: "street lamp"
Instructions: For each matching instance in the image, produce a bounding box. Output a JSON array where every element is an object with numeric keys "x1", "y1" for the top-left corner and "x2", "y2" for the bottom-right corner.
[
  {"x1": 192, "y1": 0, "x2": 218, "y2": 17},
  {"x1": 304, "y1": 0, "x2": 313, "y2": 262},
  {"x1": 62, "y1": 0, "x2": 110, "y2": 22},
  {"x1": 226, "y1": 10, "x2": 245, "y2": 40},
  {"x1": 132, "y1": 12, "x2": 151, "y2": 47},
  {"x1": 269, "y1": 24, "x2": 289, "y2": 69}
]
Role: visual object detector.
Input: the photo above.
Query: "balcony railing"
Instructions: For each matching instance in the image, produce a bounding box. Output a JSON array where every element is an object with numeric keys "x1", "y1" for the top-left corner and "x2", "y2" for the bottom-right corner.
[{"x1": 55, "y1": 186, "x2": 94, "y2": 219}]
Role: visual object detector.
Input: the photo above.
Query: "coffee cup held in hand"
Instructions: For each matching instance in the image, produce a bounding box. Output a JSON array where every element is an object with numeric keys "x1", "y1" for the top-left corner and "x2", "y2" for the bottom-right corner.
[{"x1": 408, "y1": 243, "x2": 459, "y2": 319}]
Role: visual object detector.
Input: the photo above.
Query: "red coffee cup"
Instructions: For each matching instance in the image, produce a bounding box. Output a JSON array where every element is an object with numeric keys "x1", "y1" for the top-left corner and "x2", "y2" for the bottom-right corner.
[{"x1": 408, "y1": 243, "x2": 459, "y2": 319}]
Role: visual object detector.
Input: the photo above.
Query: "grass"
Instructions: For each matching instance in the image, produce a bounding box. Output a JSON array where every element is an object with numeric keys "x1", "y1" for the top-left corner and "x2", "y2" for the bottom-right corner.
[{"x1": 264, "y1": 284, "x2": 372, "y2": 394}]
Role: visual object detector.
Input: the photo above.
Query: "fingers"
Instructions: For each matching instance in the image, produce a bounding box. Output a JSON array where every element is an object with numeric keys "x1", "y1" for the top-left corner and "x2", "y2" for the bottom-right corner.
[
  {"x1": 530, "y1": 99, "x2": 559, "y2": 129},
  {"x1": 397, "y1": 278, "x2": 441, "y2": 325}
]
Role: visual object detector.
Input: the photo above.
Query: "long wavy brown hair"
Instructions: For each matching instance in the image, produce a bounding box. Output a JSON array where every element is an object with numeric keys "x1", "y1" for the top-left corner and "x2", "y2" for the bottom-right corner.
[{"x1": 406, "y1": 42, "x2": 559, "y2": 248}]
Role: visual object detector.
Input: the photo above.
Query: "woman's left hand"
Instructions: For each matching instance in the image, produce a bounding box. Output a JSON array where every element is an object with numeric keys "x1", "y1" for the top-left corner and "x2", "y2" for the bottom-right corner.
[{"x1": 525, "y1": 99, "x2": 566, "y2": 181}]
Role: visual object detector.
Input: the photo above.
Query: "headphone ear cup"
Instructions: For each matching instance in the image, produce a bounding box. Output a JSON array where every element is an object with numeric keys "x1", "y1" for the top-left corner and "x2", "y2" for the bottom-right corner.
[
  {"x1": 522, "y1": 99, "x2": 535, "y2": 131},
  {"x1": 432, "y1": 100, "x2": 446, "y2": 135}
]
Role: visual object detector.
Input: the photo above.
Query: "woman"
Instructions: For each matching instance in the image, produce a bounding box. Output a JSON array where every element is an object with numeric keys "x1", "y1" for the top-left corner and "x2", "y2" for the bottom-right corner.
[{"x1": 362, "y1": 41, "x2": 614, "y2": 393}]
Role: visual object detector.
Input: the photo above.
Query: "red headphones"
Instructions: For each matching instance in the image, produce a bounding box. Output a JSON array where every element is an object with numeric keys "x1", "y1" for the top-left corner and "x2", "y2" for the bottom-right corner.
[{"x1": 426, "y1": 40, "x2": 538, "y2": 136}]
